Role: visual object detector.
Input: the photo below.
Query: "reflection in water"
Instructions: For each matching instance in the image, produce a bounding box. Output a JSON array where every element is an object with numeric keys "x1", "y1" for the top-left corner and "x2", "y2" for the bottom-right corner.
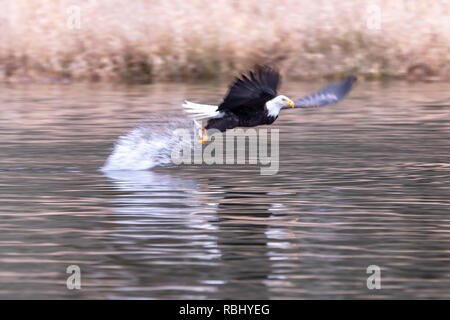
[
  {"x1": 0, "y1": 81, "x2": 449, "y2": 299},
  {"x1": 213, "y1": 189, "x2": 274, "y2": 299},
  {"x1": 103, "y1": 169, "x2": 297, "y2": 299},
  {"x1": 101, "y1": 169, "x2": 221, "y2": 299}
]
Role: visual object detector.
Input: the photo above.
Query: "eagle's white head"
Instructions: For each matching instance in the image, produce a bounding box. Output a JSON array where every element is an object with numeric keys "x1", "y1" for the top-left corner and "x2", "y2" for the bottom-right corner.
[{"x1": 266, "y1": 95, "x2": 295, "y2": 117}]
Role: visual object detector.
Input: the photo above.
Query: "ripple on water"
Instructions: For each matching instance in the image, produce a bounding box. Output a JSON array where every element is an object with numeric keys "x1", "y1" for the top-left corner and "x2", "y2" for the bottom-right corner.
[{"x1": 0, "y1": 82, "x2": 449, "y2": 299}]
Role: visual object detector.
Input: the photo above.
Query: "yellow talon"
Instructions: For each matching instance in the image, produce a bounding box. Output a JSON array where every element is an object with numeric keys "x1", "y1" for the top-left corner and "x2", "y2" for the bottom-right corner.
[
  {"x1": 198, "y1": 134, "x2": 209, "y2": 144},
  {"x1": 198, "y1": 128, "x2": 209, "y2": 144}
]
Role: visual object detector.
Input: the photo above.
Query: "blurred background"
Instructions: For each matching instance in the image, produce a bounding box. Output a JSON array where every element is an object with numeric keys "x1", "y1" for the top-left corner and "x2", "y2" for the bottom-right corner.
[{"x1": 0, "y1": 0, "x2": 449, "y2": 83}]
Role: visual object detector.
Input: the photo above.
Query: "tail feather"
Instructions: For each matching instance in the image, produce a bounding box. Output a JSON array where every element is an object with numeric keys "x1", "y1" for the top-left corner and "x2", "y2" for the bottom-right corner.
[{"x1": 183, "y1": 100, "x2": 223, "y2": 120}]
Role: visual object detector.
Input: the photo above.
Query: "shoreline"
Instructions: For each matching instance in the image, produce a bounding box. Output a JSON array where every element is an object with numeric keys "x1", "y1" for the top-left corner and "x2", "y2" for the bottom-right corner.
[{"x1": 1, "y1": 1, "x2": 449, "y2": 84}]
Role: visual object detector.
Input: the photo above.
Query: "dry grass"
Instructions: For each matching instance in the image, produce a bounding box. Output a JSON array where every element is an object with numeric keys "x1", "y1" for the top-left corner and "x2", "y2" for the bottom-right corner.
[{"x1": 0, "y1": 0, "x2": 449, "y2": 83}]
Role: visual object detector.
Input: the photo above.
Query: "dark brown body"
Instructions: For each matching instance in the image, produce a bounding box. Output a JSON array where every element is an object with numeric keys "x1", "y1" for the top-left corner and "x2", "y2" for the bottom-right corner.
[{"x1": 205, "y1": 108, "x2": 277, "y2": 132}]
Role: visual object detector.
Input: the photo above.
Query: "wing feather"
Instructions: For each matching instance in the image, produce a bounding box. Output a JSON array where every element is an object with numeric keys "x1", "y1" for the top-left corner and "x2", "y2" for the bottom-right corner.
[
  {"x1": 217, "y1": 66, "x2": 280, "y2": 112},
  {"x1": 294, "y1": 76, "x2": 356, "y2": 108}
]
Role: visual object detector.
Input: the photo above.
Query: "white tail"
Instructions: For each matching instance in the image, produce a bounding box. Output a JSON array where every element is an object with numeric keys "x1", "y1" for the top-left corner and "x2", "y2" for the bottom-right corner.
[{"x1": 182, "y1": 100, "x2": 223, "y2": 120}]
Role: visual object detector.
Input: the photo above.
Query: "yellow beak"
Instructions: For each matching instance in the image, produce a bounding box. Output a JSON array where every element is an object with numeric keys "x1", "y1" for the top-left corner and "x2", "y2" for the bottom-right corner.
[{"x1": 284, "y1": 100, "x2": 295, "y2": 108}]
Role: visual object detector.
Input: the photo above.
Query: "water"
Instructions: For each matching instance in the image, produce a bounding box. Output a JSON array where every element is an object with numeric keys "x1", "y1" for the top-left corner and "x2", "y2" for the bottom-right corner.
[{"x1": 0, "y1": 81, "x2": 449, "y2": 299}]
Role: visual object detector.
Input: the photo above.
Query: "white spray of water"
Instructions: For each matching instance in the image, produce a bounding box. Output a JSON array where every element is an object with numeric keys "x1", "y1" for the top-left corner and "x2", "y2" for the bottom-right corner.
[{"x1": 101, "y1": 120, "x2": 193, "y2": 171}]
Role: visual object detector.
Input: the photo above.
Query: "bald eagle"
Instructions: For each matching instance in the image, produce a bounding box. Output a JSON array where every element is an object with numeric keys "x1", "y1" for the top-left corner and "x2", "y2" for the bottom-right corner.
[{"x1": 183, "y1": 66, "x2": 356, "y2": 143}]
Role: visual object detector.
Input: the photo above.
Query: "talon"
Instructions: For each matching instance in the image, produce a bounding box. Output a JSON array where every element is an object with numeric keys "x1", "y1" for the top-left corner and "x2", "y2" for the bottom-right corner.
[
  {"x1": 198, "y1": 133, "x2": 209, "y2": 144},
  {"x1": 198, "y1": 128, "x2": 209, "y2": 144}
]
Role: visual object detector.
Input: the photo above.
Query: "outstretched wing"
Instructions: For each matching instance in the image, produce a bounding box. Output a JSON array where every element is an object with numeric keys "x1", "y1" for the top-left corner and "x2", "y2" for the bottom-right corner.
[
  {"x1": 294, "y1": 76, "x2": 356, "y2": 108},
  {"x1": 217, "y1": 66, "x2": 280, "y2": 112}
]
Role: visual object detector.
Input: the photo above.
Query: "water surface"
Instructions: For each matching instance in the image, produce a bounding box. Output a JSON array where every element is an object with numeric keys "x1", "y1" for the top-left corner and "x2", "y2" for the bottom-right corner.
[{"x1": 0, "y1": 81, "x2": 449, "y2": 299}]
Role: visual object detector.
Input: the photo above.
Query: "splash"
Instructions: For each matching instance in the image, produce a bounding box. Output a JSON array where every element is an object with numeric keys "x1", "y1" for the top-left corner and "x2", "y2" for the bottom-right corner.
[{"x1": 101, "y1": 120, "x2": 193, "y2": 171}]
